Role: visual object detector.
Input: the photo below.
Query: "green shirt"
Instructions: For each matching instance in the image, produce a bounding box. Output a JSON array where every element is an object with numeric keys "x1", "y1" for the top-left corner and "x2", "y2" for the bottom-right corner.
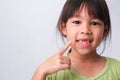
[{"x1": 46, "y1": 57, "x2": 120, "y2": 80}]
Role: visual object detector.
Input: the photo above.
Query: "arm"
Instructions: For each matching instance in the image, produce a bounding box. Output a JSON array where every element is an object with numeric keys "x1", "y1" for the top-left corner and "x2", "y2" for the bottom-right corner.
[{"x1": 32, "y1": 65, "x2": 47, "y2": 80}]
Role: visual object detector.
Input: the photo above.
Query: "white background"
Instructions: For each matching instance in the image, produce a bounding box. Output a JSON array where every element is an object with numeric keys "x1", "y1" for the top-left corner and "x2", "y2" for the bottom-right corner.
[{"x1": 0, "y1": 0, "x2": 120, "y2": 80}]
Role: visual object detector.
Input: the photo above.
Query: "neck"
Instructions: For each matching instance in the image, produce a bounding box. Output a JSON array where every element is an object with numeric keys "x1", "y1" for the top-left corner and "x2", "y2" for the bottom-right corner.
[
  {"x1": 68, "y1": 50, "x2": 106, "y2": 78},
  {"x1": 68, "y1": 50, "x2": 102, "y2": 63}
]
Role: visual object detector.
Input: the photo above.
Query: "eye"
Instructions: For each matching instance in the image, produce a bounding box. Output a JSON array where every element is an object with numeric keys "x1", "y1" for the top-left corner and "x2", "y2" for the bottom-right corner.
[
  {"x1": 72, "y1": 21, "x2": 81, "y2": 24},
  {"x1": 91, "y1": 22, "x2": 101, "y2": 26}
]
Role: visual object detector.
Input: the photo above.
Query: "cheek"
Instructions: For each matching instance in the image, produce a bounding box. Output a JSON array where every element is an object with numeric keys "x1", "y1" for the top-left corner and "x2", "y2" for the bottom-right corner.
[
  {"x1": 94, "y1": 30, "x2": 104, "y2": 42},
  {"x1": 66, "y1": 33, "x2": 75, "y2": 41},
  {"x1": 66, "y1": 30, "x2": 77, "y2": 42}
]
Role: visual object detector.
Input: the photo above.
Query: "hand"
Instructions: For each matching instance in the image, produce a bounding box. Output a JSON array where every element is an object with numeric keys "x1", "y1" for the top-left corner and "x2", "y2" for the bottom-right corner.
[{"x1": 38, "y1": 41, "x2": 71, "y2": 75}]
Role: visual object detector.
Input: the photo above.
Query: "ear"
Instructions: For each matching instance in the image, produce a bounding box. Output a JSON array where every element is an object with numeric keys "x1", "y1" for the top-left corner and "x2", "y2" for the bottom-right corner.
[{"x1": 60, "y1": 23, "x2": 67, "y2": 37}]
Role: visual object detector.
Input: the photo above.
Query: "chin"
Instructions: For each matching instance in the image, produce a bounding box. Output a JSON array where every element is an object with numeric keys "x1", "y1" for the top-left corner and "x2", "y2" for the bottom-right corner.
[{"x1": 75, "y1": 48, "x2": 95, "y2": 56}]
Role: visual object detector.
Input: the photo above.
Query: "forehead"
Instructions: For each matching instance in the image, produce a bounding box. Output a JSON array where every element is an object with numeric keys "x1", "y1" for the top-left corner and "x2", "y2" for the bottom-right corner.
[
  {"x1": 73, "y1": 5, "x2": 88, "y2": 17},
  {"x1": 72, "y1": 3, "x2": 98, "y2": 19}
]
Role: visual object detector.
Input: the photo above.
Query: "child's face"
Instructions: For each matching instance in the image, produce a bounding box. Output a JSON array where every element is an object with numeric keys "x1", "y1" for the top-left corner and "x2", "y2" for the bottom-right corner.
[{"x1": 61, "y1": 6, "x2": 105, "y2": 55}]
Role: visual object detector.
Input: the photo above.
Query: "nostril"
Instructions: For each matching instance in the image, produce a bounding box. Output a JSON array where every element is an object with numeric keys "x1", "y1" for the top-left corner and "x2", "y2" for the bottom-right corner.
[
  {"x1": 80, "y1": 32, "x2": 84, "y2": 34},
  {"x1": 79, "y1": 31, "x2": 92, "y2": 35}
]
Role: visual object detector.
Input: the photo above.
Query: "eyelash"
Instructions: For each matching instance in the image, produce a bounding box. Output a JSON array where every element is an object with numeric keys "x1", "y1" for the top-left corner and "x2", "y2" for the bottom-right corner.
[
  {"x1": 72, "y1": 21, "x2": 81, "y2": 24},
  {"x1": 72, "y1": 21, "x2": 101, "y2": 26},
  {"x1": 91, "y1": 22, "x2": 101, "y2": 26}
]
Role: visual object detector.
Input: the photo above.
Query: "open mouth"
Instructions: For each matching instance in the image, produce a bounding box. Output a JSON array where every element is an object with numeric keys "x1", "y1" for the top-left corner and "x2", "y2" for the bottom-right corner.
[{"x1": 76, "y1": 39, "x2": 93, "y2": 47}]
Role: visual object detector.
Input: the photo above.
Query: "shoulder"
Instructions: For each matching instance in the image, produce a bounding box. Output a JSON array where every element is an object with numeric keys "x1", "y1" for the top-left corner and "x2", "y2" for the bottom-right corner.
[
  {"x1": 106, "y1": 57, "x2": 120, "y2": 65},
  {"x1": 106, "y1": 57, "x2": 120, "y2": 73}
]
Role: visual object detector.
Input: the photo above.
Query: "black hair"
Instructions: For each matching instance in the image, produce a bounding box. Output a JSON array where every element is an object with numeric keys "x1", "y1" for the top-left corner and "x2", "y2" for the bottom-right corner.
[{"x1": 56, "y1": 0, "x2": 111, "y2": 53}]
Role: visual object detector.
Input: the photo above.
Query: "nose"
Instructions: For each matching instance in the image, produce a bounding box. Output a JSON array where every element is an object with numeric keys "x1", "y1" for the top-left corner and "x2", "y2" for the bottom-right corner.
[
  {"x1": 79, "y1": 25, "x2": 92, "y2": 35},
  {"x1": 80, "y1": 30, "x2": 92, "y2": 35}
]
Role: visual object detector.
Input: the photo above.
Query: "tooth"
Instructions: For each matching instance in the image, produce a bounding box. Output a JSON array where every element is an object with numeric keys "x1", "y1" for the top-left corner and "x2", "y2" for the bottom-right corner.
[
  {"x1": 80, "y1": 40, "x2": 82, "y2": 43},
  {"x1": 87, "y1": 40, "x2": 89, "y2": 44}
]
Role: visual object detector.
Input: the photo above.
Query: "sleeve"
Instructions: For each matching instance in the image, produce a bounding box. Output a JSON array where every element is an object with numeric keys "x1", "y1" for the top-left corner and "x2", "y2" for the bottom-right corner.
[
  {"x1": 45, "y1": 70, "x2": 65, "y2": 80},
  {"x1": 46, "y1": 75, "x2": 52, "y2": 80},
  {"x1": 45, "y1": 74, "x2": 57, "y2": 80}
]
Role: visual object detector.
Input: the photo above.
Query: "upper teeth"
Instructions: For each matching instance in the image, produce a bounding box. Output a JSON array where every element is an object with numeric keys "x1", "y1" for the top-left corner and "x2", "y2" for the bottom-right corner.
[{"x1": 79, "y1": 40, "x2": 90, "y2": 44}]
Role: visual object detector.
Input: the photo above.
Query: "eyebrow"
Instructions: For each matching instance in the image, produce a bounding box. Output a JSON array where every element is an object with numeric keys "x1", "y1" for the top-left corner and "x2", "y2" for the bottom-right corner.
[
  {"x1": 71, "y1": 14, "x2": 81, "y2": 18},
  {"x1": 72, "y1": 13, "x2": 81, "y2": 17},
  {"x1": 72, "y1": 14, "x2": 101, "y2": 20},
  {"x1": 70, "y1": 16, "x2": 103, "y2": 22}
]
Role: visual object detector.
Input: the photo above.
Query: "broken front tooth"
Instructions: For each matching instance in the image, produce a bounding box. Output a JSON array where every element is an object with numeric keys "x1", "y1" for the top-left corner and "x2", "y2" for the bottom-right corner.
[{"x1": 79, "y1": 40, "x2": 83, "y2": 44}]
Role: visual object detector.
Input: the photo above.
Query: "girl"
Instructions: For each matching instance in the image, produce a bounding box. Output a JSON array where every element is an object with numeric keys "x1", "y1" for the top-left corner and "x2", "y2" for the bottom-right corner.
[{"x1": 32, "y1": 0, "x2": 120, "y2": 80}]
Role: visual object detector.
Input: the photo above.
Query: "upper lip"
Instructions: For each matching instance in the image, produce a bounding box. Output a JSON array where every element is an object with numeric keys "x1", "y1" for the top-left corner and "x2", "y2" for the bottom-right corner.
[{"x1": 76, "y1": 38, "x2": 93, "y2": 43}]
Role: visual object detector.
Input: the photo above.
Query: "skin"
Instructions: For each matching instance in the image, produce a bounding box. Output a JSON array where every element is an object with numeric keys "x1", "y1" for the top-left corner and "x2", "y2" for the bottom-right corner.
[
  {"x1": 32, "y1": 6, "x2": 107, "y2": 80},
  {"x1": 62, "y1": 6, "x2": 106, "y2": 77},
  {"x1": 32, "y1": 41, "x2": 72, "y2": 80}
]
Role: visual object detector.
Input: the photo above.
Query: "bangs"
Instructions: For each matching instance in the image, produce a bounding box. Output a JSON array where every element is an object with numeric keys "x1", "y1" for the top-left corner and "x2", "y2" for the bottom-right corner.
[
  {"x1": 73, "y1": 1, "x2": 102, "y2": 20},
  {"x1": 58, "y1": 0, "x2": 110, "y2": 32}
]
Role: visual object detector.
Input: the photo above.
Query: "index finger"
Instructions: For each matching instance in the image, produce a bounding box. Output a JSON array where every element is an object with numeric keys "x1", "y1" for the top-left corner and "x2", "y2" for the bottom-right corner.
[{"x1": 57, "y1": 41, "x2": 71, "y2": 55}]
